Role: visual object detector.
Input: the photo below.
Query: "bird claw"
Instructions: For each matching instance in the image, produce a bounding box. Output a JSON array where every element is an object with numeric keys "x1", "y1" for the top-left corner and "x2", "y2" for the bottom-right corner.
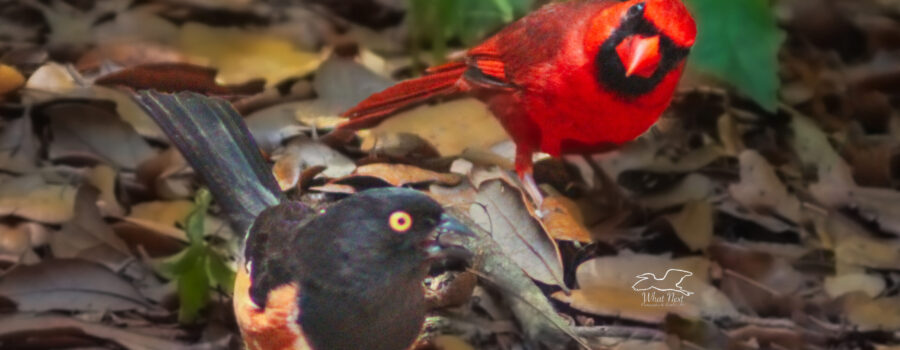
[{"x1": 520, "y1": 172, "x2": 547, "y2": 217}]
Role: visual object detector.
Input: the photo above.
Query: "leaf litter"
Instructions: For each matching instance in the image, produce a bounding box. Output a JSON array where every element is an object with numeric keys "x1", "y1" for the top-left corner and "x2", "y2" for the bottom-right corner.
[{"x1": 1, "y1": 0, "x2": 900, "y2": 349}]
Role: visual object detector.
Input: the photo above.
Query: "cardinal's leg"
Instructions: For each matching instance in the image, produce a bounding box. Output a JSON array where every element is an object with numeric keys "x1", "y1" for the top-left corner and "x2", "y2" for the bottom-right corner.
[{"x1": 515, "y1": 148, "x2": 545, "y2": 211}]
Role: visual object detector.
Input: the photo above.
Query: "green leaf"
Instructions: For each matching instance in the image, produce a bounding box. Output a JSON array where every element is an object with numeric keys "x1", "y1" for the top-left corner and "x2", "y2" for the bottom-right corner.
[
  {"x1": 684, "y1": 0, "x2": 785, "y2": 112},
  {"x1": 155, "y1": 244, "x2": 204, "y2": 279},
  {"x1": 409, "y1": 0, "x2": 534, "y2": 61},
  {"x1": 177, "y1": 251, "x2": 210, "y2": 324},
  {"x1": 185, "y1": 188, "x2": 212, "y2": 244},
  {"x1": 206, "y1": 252, "x2": 235, "y2": 295}
]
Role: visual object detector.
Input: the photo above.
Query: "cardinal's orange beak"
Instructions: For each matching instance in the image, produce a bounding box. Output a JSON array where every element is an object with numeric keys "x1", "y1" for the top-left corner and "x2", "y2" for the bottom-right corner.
[{"x1": 616, "y1": 34, "x2": 661, "y2": 78}]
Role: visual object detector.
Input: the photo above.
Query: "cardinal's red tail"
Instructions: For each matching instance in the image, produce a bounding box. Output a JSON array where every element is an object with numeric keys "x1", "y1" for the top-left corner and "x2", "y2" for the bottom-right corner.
[{"x1": 338, "y1": 61, "x2": 468, "y2": 130}]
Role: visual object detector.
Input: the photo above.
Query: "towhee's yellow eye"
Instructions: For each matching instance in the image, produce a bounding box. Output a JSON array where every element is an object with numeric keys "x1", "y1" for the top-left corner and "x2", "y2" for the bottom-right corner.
[{"x1": 389, "y1": 211, "x2": 413, "y2": 233}]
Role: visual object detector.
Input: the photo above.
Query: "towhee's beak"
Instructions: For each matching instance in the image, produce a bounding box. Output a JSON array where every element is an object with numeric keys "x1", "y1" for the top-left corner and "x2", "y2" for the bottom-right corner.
[
  {"x1": 426, "y1": 214, "x2": 475, "y2": 262},
  {"x1": 616, "y1": 34, "x2": 662, "y2": 78}
]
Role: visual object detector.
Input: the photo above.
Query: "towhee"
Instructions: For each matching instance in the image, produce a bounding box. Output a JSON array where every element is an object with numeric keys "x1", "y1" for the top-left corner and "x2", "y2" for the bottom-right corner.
[{"x1": 136, "y1": 91, "x2": 474, "y2": 350}]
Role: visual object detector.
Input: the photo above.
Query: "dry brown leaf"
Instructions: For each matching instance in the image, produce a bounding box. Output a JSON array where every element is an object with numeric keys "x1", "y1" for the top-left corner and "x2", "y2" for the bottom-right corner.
[
  {"x1": 843, "y1": 141, "x2": 896, "y2": 188},
  {"x1": 667, "y1": 200, "x2": 714, "y2": 251},
  {"x1": 638, "y1": 173, "x2": 717, "y2": 210},
  {"x1": 178, "y1": 23, "x2": 322, "y2": 86},
  {"x1": 271, "y1": 136, "x2": 356, "y2": 190},
  {"x1": 46, "y1": 102, "x2": 156, "y2": 170},
  {"x1": 24, "y1": 62, "x2": 77, "y2": 98},
  {"x1": 136, "y1": 147, "x2": 193, "y2": 200},
  {"x1": 432, "y1": 335, "x2": 476, "y2": 350},
  {"x1": 833, "y1": 226, "x2": 900, "y2": 270},
  {"x1": 0, "y1": 113, "x2": 39, "y2": 174},
  {"x1": 24, "y1": 0, "x2": 128, "y2": 50},
  {"x1": 0, "y1": 224, "x2": 41, "y2": 265},
  {"x1": 311, "y1": 55, "x2": 393, "y2": 114},
  {"x1": 709, "y1": 242, "x2": 804, "y2": 295},
  {"x1": 50, "y1": 186, "x2": 132, "y2": 266},
  {"x1": 539, "y1": 191, "x2": 591, "y2": 243},
  {"x1": 0, "y1": 174, "x2": 76, "y2": 224},
  {"x1": 0, "y1": 258, "x2": 149, "y2": 312},
  {"x1": 245, "y1": 102, "x2": 312, "y2": 153},
  {"x1": 124, "y1": 200, "x2": 233, "y2": 242},
  {"x1": 76, "y1": 41, "x2": 192, "y2": 72},
  {"x1": 825, "y1": 273, "x2": 885, "y2": 298},
  {"x1": 130, "y1": 200, "x2": 194, "y2": 228},
  {"x1": 729, "y1": 150, "x2": 803, "y2": 223},
  {"x1": 0, "y1": 313, "x2": 220, "y2": 350},
  {"x1": 362, "y1": 98, "x2": 509, "y2": 157},
  {"x1": 843, "y1": 292, "x2": 900, "y2": 331},
  {"x1": 87, "y1": 165, "x2": 125, "y2": 217},
  {"x1": 354, "y1": 163, "x2": 462, "y2": 187},
  {"x1": 0, "y1": 64, "x2": 25, "y2": 95},
  {"x1": 427, "y1": 183, "x2": 478, "y2": 212},
  {"x1": 469, "y1": 179, "x2": 565, "y2": 287},
  {"x1": 552, "y1": 253, "x2": 737, "y2": 324},
  {"x1": 812, "y1": 159, "x2": 900, "y2": 235},
  {"x1": 95, "y1": 63, "x2": 237, "y2": 95}
]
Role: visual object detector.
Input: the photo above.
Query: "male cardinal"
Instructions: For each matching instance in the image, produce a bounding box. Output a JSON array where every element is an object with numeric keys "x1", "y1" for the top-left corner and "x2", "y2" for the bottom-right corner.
[
  {"x1": 136, "y1": 91, "x2": 474, "y2": 350},
  {"x1": 341, "y1": 0, "x2": 697, "y2": 204}
]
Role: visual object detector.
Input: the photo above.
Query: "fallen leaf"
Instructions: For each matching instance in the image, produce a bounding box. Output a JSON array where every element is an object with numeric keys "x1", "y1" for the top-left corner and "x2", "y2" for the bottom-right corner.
[
  {"x1": 0, "y1": 64, "x2": 25, "y2": 95},
  {"x1": 362, "y1": 98, "x2": 509, "y2": 157},
  {"x1": 0, "y1": 313, "x2": 220, "y2": 350},
  {"x1": 130, "y1": 200, "x2": 194, "y2": 228},
  {"x1": 552, "y1": 252, "x2": 737, "y2": 323},
  {"x1": 427, "y1": 183, "x2": 478, "y2": 211},
  {"x1": 0, "y1": 113, "x2": 39, "y2": 173},
  {"x1": 50, "y1": 186, "x2": 132, "y2": 266},
  {"x1": 86, "y1": 165, "x2": 125, "y2": 217},
  {"x1": 728, "y1": 150, "x2": 803, "y2": 223},
  {"x1": 124, "y1": 200, "x2": 234, "y2": 243},
  {"x1": 832, "y1": 223, "x2": 900, "y2": 270},
  {"x1": 95, "y1": 63, "x2": 233, "y2": 95},
  {"x1": 45, "y1": 102, "x2": 156, "y2": 170},
  {"x1": 539, "y1": 191, "x2": 592, "y2": 243},
  {"x1": 0, "y1": 174, "x2": 76, "y2": 224},
  {"x1": 825, "y1": 273, "x2": 885, "y2": 299},
  {"x1": 639, "y1": 173, "x2": 717, "y2": 210},
  {"x1": 311, "y1": 55, "x2": 394, "y2": 114},
  {"x1": 843, "y1": 292, "x2": 900, "y2": 331},
  {"x1": 271, "y1": 136, "x2": 356, "y2": 190},
  {"x1": 244, "y1": 102, "x2": 311, "y2": 153},
  {"x1": 23, "y1": 0, "x2": 127, "y2": 50},
  {"x1": 0, "y1": 259, "x2": 149, "y2": 312},
  {"x1": 136, "y1": 147, "x2": 193, "y2": 200},
  {"x1": 354, "y1": 163, "x2": 462, "y2": 187},
  {"x1": 76, "y1": 41, "x2": 191, "y2": 72},
  {"x1": 811, "y1": 159, "x2": 900, "y2": 236},
  {"x1": 24, "y1": 62, "x2": 77, "y2": 97},
  {"x1": 667, "y1": 200, "x2": 714, "y2": 251},
  {"x1": 178, "y1": 23, "x2": 322, "y2": 86},
  {"x1": 0, "y1": 224, "x2": 41, "y2": 265},
  {"x1": 469, "y1": 179, "x2": 565, "y2": 287}
]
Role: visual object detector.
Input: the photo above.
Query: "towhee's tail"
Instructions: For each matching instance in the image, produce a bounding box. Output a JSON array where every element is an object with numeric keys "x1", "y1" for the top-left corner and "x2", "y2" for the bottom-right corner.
[{"x1": 135, "y1": 91, "x2": 284, "y2": 235}]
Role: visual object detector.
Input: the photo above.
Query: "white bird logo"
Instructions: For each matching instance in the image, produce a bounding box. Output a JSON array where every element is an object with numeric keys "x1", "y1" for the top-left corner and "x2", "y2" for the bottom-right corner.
[{"x1": 632, "y1": 269, "x2": 694, "y2": 296}]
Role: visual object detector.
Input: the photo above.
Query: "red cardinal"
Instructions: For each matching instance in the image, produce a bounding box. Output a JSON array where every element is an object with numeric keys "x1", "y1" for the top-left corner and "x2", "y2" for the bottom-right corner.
[{"x1": 340, "y1": 0, "x2": 697, "y2": 203}]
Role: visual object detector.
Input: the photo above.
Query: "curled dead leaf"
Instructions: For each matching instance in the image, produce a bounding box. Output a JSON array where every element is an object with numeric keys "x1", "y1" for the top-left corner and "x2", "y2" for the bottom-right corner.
[
  {"x1": 0, "y1": 259, "x2": 150, "y2": 312},
  {"x1": 354, "y1": 163, "x2": 462, "y2": 187},
  {"x1": 0, "y1": 64, "x2": 25, "y2": 95},
  {"x1": 469, "y1": 179, "x2": 565, "y2": 288}
]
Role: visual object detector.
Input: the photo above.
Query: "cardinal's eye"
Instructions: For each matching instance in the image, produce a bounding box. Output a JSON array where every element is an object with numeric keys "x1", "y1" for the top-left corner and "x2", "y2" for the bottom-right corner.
[
  {"x1": 627, "y1": 2, "x2": 645, "y2": 18},
  {"x1": 389, "y1": 211, "x2": 413, "y2": 233}
]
